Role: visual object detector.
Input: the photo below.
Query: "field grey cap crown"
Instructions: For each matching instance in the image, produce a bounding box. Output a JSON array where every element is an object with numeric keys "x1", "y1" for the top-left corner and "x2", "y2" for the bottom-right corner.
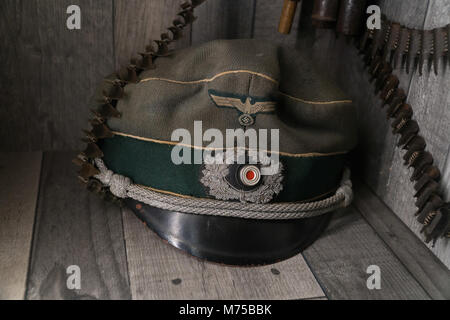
[{"x1": 108, "y1": 39, "x2": 357, "y2": 155}]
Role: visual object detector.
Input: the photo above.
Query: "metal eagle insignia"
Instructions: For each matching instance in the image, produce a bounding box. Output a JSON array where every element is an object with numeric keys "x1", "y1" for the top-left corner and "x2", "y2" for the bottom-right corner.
[{"x1": 208, "y1": 90, "x2": 277, "y2": 126}]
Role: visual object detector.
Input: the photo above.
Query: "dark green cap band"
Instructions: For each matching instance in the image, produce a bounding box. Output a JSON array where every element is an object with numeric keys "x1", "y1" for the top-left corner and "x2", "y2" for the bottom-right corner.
[{"x1": 100, "y1": 135, "x2": 346, "y2": 202}]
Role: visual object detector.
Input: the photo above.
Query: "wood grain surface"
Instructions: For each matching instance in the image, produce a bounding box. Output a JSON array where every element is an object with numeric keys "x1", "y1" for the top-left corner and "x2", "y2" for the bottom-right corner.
[
  {"x1": 253, "y1": 0, "x2": 303, "y2": 47},
  {"x1": 0, "y1": 153, "x2": 42, "y2": 300},
  {"x1": 303, "y1": 206, "x2": 430, "y2": 300},
  {"x1": 0, "y1": 0, "x2": 115, "y2": 152},
  {"x1": 26, "y1": 152, "x2": 130, "y2": 300},
  {"x1": 192, "y1": 0, "x2": 256, "y2": 45},
  {"x1": 121, "y1": 207, "x2": 325, "y2": 300},
  {"x1": 353, "y1": 180, "x2": 450, "y2": 300}
]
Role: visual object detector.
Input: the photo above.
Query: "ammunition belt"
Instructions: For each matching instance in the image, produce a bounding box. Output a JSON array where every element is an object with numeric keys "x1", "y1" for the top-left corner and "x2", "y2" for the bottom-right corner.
[
  {"x1": 359, "y1": 23, "x2": 450, "y2": 244},
  {"x1": 312, "y1": 0, "x2": 366, "y2": 35},
  {"x1": 310, "y1": 0, "x2": 449, "y2": 75},
  {"x1": 73, "y1": 0, "x2": 207, "y2": 206},
  {"x1": 360, "y1": 17, "x2": 449, "y2": 75}
]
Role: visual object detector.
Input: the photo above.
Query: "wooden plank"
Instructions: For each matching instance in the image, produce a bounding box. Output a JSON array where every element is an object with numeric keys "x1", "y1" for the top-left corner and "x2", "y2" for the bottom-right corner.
[
  {"x1": 353, "y1": 180, "x2": 450, "y2": 300},
  {"x1": 378, "y1": 0, "x2": 429, "y2": 28},
  {"x1": 114, "y1": 0, "x2": 192, "y2": 70},
  {"x1": 0, "y1": 0, "x2": 115, "y2": 151},
  {"x1": 122, "y1": 208, "x2": 325, "y2": 300},
  {"x1": 302, "y1": 206, "x2": 431, "y2": 300},
  {"x1": 191, "y1": 0, "x2": 256, "y2": 45},
  {"x1": 302, "y1": 296, "x2": 328, "y2": 300},
  {"x1": 253, "y1": 0, "x2": 303, "y2": 47},
  {"x1": 381, "y1": 0, "x2": 450, "y2": 269},
  {"x1": 26, "y1": 152, "x2": 130, "y2": 300},
  {"x1": 0, "y1": 152, "x2": 42, "y2": 300}
]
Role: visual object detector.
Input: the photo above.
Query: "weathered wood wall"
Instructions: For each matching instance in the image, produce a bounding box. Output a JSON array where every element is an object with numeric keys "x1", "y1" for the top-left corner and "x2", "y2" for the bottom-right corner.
[
  {"x1": 379, "y1": 0, "x2": 450, "y2": 269},
  {"x1": 308, "y1": 0, "x2": 450, "y2": 268},
  {"x1": 0, "y1": 0, "x2": 114, "y2": 151},
  {"x1": 0, "y1": 0, "x2": 448, "y2": 268}
]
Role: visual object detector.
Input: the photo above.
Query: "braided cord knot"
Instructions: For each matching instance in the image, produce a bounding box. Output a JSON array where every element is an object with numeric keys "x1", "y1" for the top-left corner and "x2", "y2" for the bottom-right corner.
[
  {"x1": 336, "y1": 167, "x2": 353, "y2": 207},
  {"x1": 94, "y1": 159, "x2": 131, "y2": 198}
]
